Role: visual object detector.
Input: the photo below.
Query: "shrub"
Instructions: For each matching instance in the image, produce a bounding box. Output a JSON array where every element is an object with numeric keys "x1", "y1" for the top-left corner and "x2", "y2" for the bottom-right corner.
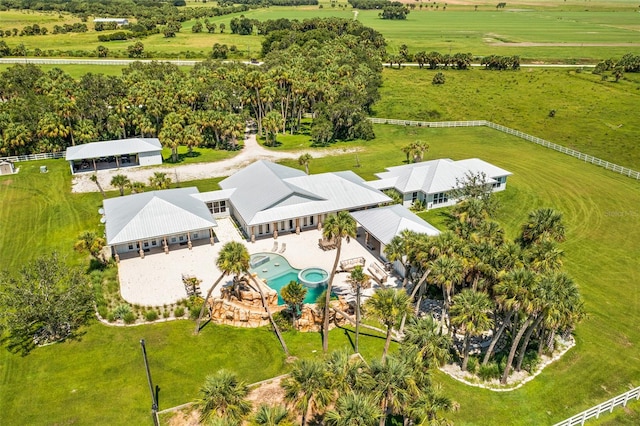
[
  {"x1": 107, "y1": 312, "x2": 116, "y2": 322},
  {"x1": 187, "y1": 296, "x2": 204, "y2": 320},
  {"x1": 163, "y1": 310, "x2": 170, "y2": 318},
  {"x1": 466, "y1": 356, "x2": 479, "y2": 374},
  {"x1": 98, "y1": 306, "x2": 108, "y2": 319},
  {"x1": 174, "y1": 306, "x2": 185, "y2": 318},
  {"x1": 272, "y1": 311, "x2": 293, "y2": 332},
  {"x1": 477, "y1": 362, "x2": 501, "y2": 381},
  {"x1": 113, "y1": 303, "x2": 132, "y2": 320},
  {"x1": 521, "y1": 351, "x2": 540, "y2": 373},
  {"x1": 432, "y1": 72, "x2": 446, "y2": 85},
  {"x1": 123, "y1": 312, "x2": 137, "y2": 324},
  {"x1": 145, "y1": 310, "x2": 158, "y2": 321}
]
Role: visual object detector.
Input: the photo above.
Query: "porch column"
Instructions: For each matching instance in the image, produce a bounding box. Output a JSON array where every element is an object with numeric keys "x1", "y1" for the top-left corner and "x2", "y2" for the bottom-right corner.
[
  {"x1": 317, "y1": 215, "x2": 322, "y2": 231},
  {"x1": 295, "y1": 218, "x2": 300, "y2": 235},
  {"x1": 273, "y1": 222, "x2": 278, "y2": 239},
  {"x1": 92, "y1": 158, "x2": 97, "y2": 171},
  {"x1": 163, "y1": 236, "x2": 169, "y2": 254},
  {"x1": 187, "y1": 231, "x2": 192, "y2": 250},
  {"x1": 209, "y1": 228, "x2": 215, "y2": 245},
  {"x1": 114, "y1": 253, "x2": 120, "y2": 263},
  {"x1": 365, "y1": 232, "x2": 369, "y2": 245},
  {"x1": 251, "y1": 226, "x2": 256, "y2": 243},
  {"x1": 116, "y1": 156, "x2": 120, "y2": 168},
  {"x1": 138, "y1": 241, "x2": 144, "y2": 259}
]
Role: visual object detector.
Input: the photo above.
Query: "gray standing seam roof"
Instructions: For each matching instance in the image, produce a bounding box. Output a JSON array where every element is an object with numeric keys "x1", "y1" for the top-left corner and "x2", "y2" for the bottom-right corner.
[
  {"x1": 351, "y1": 204, "x2": 440, "y2": 246},
  {"x1": 103, "y1": 188, "x2": 216, "y2": 245},
  {"x1": 65, "y1": 138, "x2": 161, "y2": 161}
]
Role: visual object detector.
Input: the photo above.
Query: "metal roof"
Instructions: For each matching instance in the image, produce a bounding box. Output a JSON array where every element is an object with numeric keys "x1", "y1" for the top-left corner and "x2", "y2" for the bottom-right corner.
[
  {"x1": 103, "y1": 188, "x2": 216, "y2": 245},
  {"x1": 351, "y1": 204, "x2": 440, "y2": 245},
  {"x1": 371, "y1": 158, "x2": 509, "y2": 195},
  {"x1": 65, "y1": 138, "x2": 162, "y2": 161},
  {"x1": 219, "y1": 160, "x2": 391, "y2": 226}
]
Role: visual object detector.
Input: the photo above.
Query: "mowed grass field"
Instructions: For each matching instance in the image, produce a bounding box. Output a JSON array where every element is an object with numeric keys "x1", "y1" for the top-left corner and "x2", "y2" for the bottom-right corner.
[
  {"x1": 1, "y1": 0, "x2": 640, "y2": 61},
  {"x1": 375, "y1": 67, "x2": 640, "y2": 170},
  {"x1": 1, "y1": 122, "x2": 640, "y2": 423}
]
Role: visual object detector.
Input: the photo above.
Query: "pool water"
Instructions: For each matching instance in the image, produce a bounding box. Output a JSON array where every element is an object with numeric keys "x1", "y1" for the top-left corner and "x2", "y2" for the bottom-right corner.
[{"x1": 249, "y1": 253, "x2": 328, "y2": 305}]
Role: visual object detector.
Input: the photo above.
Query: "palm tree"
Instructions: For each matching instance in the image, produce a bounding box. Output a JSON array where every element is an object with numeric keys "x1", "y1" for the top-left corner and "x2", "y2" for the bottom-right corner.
[
  {"x1": 252, "y1": 404, "x2": 292, "y2": 426},
  {"x1": 519, "y1": 208, "x2": 566, "y2": 246},
  {"x1": 407, "y1": 384, "x2": 458, "y2": 426},
  {"x1": 280, "y1": 280, "x2": 307, "y2": 328},
  {"x1": 326, "y1": 350, "x2": 372, "y2": 396},
  {"x1": 384, "y1": 230, "x2": 417, "y2": 288},
  {"x1": 325, "y1": 392, "x2": 382, "y2": 426},
  {"x1": 450, "y1": 289, "x2": 494, "y2": 371},
  {"x1": 321, "y1": 211, "x2": 357, "y2": 353},
  {"x1": 73, "y1": 231, "x2": 106, "y2": 263},
  {"x1": 365, "y1": 288, "x2": 413, "y2": 360},
  {"x1": 159, "y1": 111, "x2": 184, "y2": 162},
  {"x1": 110, "y1": 174, "x2": 130, "y2": 196},
  {"x1": 348, "y1": 265, "x2": 370, "y2": 353},
  {"x1": 298, "y1": 153, "x2": 312, "y2": 175},
  {"x1": 282, "y1": 358, "x2": 332, "y2": 426},
  {"x1": 430, "y1": 255, "x2": 464, "y2": 333},
  {"x1": 262, "y1": 111, "x2": 283, "y2": 147},
  {"x1": 148, "y1": 172, "x2": 172, "y2": 190},
  {"x1": 89, "y1": 174, "x2": 106, "y2": 198},
  {"x1": 195, "y1": 241, "x2": 249, "y2": 334},
  {"x1": 127, "y1": 181, "x2": 146, "y2": 194},
  {"x1": 403, "y1": 316, "x2": 452, "y2": 369},
  {"x1": 370, "y1": 354, "x2": 419, "y2": 426},
  {"x1": 194, "y1": 369, "x2": 252, "y2": 424}
]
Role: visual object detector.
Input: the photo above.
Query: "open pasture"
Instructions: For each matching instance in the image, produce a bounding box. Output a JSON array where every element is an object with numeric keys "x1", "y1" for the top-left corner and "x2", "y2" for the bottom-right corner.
[
  {"x1": 375, "y1": 67, "x2": 640, "y2": 170},
  {"x1": 1, "y1": 1, "x2": 639, "y2": 61}
]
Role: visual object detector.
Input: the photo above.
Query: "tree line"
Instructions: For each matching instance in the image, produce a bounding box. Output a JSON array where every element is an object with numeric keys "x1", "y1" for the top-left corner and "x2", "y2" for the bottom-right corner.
[{"x1": 0, "y1": 18, "x2": 384, "y2": 156}]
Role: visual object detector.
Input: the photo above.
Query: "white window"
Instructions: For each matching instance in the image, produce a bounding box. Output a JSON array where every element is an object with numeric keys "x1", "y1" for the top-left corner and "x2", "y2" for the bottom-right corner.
[
  {"x1": 412, "y1": 192, "x2": 418, "y2": 202},
  {"x1": 143, "y1": 242, "x2": 149, "y2": 247},
  {"x1": 310, "y1": 216, "x2": 314, "y2": 225},
  {"x1": 303, "y1": 217, "x2": 308, "y2": 227},
  {"x1": 258, "y1": 225, "x2": 263, "y2": 234},
  {"x1": 433, "y1": 192, "x2": 449, "y2": 205},
  {"x1": 128, "y1": 244, "x2": 134, "y2": 250},
  {"x1": 152, "y1": 240, "x2": 157, "y2": 246}
]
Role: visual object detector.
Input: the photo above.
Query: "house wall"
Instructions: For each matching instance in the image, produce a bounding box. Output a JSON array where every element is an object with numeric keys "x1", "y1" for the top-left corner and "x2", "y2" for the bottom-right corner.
[
  {"x1": 138, "y1": 151, "x2": 162, "y2": 167},
  {"x1": 113, "y1": 228, "x2": 211, "y2": 254}
]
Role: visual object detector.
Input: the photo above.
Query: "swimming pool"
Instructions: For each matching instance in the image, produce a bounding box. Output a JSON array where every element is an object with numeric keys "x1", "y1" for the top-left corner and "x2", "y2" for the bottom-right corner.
[{"x1": 249, "y1": 253, "x2": 328, "y2": 305}]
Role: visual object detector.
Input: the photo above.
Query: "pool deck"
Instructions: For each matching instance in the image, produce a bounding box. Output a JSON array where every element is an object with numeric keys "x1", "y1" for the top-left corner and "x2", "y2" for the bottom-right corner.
[{"x1": 118, "y1": 217, "x2": 402, "y2": 306}]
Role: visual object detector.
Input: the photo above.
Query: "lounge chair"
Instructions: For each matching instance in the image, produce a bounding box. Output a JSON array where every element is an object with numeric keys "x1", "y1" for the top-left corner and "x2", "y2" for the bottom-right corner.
[
  {"x1": 279, "y1": 242, "x2": 286, "y2": 253},
  {"x1": 271, "y1": 241, "x2": 278, "y2": 252}
]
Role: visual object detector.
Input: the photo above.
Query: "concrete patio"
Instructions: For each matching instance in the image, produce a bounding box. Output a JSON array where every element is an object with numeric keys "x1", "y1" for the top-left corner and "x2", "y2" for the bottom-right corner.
[{"x1": 117, "y1": 217, "x2": 402, "y2": 307}]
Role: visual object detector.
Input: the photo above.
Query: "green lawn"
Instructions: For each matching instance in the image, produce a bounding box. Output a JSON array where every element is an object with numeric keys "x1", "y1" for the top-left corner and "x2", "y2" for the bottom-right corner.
[{"x1": 0, "y1": 319, "x2": 389, "y2": 425}]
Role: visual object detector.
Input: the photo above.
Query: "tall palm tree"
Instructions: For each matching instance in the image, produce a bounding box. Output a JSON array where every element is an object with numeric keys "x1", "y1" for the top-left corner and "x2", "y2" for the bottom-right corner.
[
  {"x1": 450, "y1": 289, "x2": 494, "y2": 371},
  {"x1": 110, "y1": 174, "x2": 130, "y2": 196},
  {"x1": 325, "y1": 392, "x2": 382, "y2": 426},
  {"x1": 403, "y1": 316, "x2": 452, "y2": 369},
  {"x1": 519, "y1": 208, "x2": 566, "y2": 246},
  {"x1": 195, "y1": 241, "x2": 249, "y2": 334},
  {"x1": 407, "y1": 384, "x2": 458, "y2": 426},
  {"x1": 246, "y1": 272, "x2": 290, "y2": 356},
  {"x1": 384, "y1": 230, "x2": 417, "y2": 288},
  {"x1": 89, "y1": 174, "x2": 106, "y2": 198},
  {"x1": 430, "y1": 255, "x2": 464, "y2": 334},
  {"x1": 347, "y1": 265, "x2": 370, "y2": 353},
  {"x1": 326, "y1": 350, "x2": 373, "y2": 397},
  {"x1": 370, "y1": 354, "x2": 419, "y2": 426},
  {"x1": 298, "y1": 153, "x2": 312, "y2": 175},
  {"x1": 321, "y1": 211, "x2": 357, "y2": 353},
  {"x1": 282, "y1": 358, "x2": 332, "y2": 426},
  {"x1": 365, "y1": 288, "x2": 413, "y2": 359},
  {"x1": 252, "y1": 404, "x2": 292, "y2": 426},
  {"x1": 194, "y1": 369, "x2": 252, "y2": 425}
]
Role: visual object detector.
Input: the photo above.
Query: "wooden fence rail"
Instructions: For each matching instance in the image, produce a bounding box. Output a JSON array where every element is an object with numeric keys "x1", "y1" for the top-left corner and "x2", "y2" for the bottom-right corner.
[
  {"x1": 553, "y1": 386, "x2": 640, "y2": 426},
  {"x1": 0, "y1": 151, "x2": 65, "y2": 162},
  {"x1": 367, "y1": 118, "x2": 640, "y2": 180}
]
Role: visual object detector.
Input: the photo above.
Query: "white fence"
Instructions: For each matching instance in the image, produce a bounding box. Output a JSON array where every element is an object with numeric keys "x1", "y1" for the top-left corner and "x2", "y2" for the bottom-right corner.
[
  {"x1": 0, "y1": 151, "x2": 65, "y2": 162},
  {"x1": 553, "y1": 386, "x2": 640, "y2": 426},
  {"x1": 368, "y1": 117, "x2": 640, "y2": 180}
]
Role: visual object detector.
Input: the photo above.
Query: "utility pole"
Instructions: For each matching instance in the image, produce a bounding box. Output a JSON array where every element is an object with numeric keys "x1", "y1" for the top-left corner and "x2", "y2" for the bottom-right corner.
[{"x1": 140, "y1": 339, "x2": 159, "y2": 426}]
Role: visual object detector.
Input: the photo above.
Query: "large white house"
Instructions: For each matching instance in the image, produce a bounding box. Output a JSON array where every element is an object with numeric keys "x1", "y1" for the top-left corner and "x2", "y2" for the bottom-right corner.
[
  {"x1": 196, "y1": 160, "x2": 392, "y2": 241},
  {"x1": 366, "y1": 158, "x2": 512, "y2": 210}
]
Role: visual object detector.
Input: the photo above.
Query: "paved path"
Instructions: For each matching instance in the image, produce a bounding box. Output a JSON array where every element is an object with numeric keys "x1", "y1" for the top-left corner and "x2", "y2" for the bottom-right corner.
[{"x1": 71, "y1": 131, "x2": 356, "y2": 193}]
